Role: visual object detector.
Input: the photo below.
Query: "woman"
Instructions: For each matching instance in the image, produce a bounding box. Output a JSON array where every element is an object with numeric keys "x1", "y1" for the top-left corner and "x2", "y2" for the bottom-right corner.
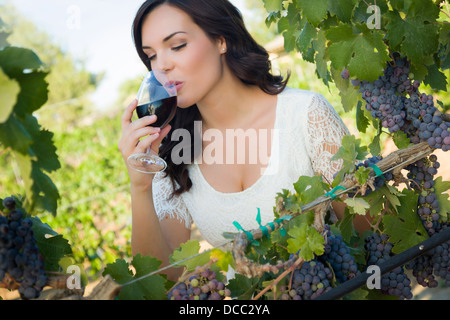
[{"x1": 118, "y1": 0, "x2": 366, "y2": 280}]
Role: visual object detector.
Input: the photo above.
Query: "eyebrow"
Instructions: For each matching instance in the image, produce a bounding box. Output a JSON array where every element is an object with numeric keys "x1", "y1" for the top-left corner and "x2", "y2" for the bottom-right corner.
[{"x1": 142, "y1": 31, "x2": 187, "y2": 50}]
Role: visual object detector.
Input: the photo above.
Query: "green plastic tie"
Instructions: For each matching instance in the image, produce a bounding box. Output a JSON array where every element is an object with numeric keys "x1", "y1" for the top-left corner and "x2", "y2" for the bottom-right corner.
[
  {"x1": 325, "y1": 185, "x2": 346, "y2": 199},
  {"x1": 369, "y1": 164, "x2": 384, "y2": 179}
]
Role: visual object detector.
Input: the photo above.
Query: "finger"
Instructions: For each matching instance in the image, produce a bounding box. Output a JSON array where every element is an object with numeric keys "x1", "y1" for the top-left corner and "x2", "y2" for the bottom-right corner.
[
  {"x1": 150, "y1": 124, "x2": 172, "y2": 154},
  {"x1": 130, "y1": 114, "x2": 158, "y2": 132},
  {"x1": 121, "y1": 99, "x2": 138, "y2": 131},
  {"x1": 131, "y1": 126, "x2": 161, "y2": 143},
  {"x1": 135, "y1": 132, "x2": 160, "y2": 154}
]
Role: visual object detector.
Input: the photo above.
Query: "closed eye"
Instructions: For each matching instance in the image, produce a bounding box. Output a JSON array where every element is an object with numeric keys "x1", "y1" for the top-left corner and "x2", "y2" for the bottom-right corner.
[
  {"x1": 146, "y1": 43, "x2": 187, "y2": 62},
  {"x1": 172, "y1": 43, "x2": 187, "y2": 51}
]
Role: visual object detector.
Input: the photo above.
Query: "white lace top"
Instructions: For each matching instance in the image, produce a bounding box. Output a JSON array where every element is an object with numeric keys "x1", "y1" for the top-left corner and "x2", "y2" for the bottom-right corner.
[{"x1": 152, "y1": 87, "x2": 350, "y2": 247}]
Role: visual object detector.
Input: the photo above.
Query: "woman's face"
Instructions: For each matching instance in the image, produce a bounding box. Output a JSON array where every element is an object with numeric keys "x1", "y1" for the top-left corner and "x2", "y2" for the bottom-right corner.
[{"x1": 141, "y1": 4, "x2": 226, "y2": 108}]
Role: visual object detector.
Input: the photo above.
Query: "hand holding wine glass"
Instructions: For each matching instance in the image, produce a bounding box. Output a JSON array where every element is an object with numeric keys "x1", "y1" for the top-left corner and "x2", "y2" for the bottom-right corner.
[{"x1": 118, "y1": 70, "x2": 177, "y2": 177}]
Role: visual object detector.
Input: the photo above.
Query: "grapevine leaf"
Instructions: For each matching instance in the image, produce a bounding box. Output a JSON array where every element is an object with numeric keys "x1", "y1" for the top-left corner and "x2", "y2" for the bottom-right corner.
[
  {"x1": 24, "y1": 115, "x2": 60, "y2": 173},
  {"x1": 0, "y1": 47, "x2": 49, "y2": 118},
  {"x1": 0, "y1": 114, "x2": 32, "y2": 155},
  {"x1": 286, "y1": 224, "x2": 325, "y2": 261},
  {"x1": 293, "y1": 175, "x2": 329, "y2": 205},
  {"x1": 355, "y1": 166, "x2": 371, "y2": 185},
  {"x1": 326, "y1": 24, "x2": 389, "y2": 82},
  {"x1": 0, "y1": 66, "x2": 20, "y2": 123},
  {"x1": 263, "y1": 0, "x2": 284, "y2": 12},
  {"x1": 423, "y1": 64, "x2": 448, "y2": 91},
  {"x1": 14, "y1": 149, "x2": 60, "y2": 215},
  {"x1": 392, "y1": 130, "x2": 412, "y2": 149},
  {"x1": 282, "y1": 26, "x2": 300, "y2": 52},
  {"x1": 0, "y1": 46, "x2": 44, "y2": 76},
  {"x1": 331, "y1": 135, "x2": 368, "y2": 186},
  {"x1": 31, "y1": 216, "x2": 72, "y2": 272},
  {"x1": 382, "y1": 189, "x2": 429, "y2": 254},
  {"x1": 297, "y1": 0, "x2": 328, "y2": 27},
  {"x1": 331, "y1": 66, "x2": 360, "y2": 113},
  {"x1": 313, "y1": 29, "x2": 331, "y2": 86},
  {"x1": 368, "y1": 133, "x2": 381, "y2": 157},
  {"x1": 227, "y1": 274, "x2": 260, "y2": 300},
  {"x1": 434, "y1": 176, "x2": 450, "y2": 222},
  {"x1": 364, "y1": 185, "x2": 402, "y2": 216},
  {"x1": 210, "y1": 248, "x2": 235, "y2": 272},
  {"x1": 169, "y1": 239, "x2": 210, "y2": 273},
  {"x1": 356, "y1": 100, "x2": 370, "y2": 133},
  {"x1": 344, "y1": 197, "x2": 370, "y2": 215},
  {"x1": 327, "y1": 0, "x2": 357, "y2": 24},
  {"x1": 385, "y1": 7, "x2": 439, "y2": 65},
  {"x1": 336, "y1": 207, "x2": 355, "y2": 243},
  {"x1": 103, "y1": 254, "x2": 167, "y2": 300},
  {"x1": 297, "y1": 21, "x2": 317, "y2": 56}
]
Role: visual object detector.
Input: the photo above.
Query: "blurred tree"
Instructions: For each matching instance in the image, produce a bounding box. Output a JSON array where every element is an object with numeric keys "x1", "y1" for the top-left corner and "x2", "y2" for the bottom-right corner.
[{"x1": 0, "y1": 3, "x2": 104, "y2": 131}]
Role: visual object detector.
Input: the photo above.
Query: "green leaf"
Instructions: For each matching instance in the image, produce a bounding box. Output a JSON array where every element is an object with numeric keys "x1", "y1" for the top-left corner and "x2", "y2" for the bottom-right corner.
[
  {"x1": 210, "y1": 248, "x2": 234, "y2": 272},
  {"x1": 103, "y1": 254, "x2": 167, "y2": 300},
  {"x1": 337, "y1": 207, "x2": 356, "y2": 242},
  {"x1": 355, "y1": 166, "x2": 371, "y2": 185},
  {"x1": 0, "y1": 66, "x2": 20, "y2": 123},
  {"x1": 331, "y1": 135, "x2": 368, "y2": 186},
  {"x1": 392, "y1": 130, "x2": 412, "y2": 149},
  {"x1": 263, "y1": 0, "x2": 284, "y2": 12},
  {"x1": 0, "y1": 114, "x2": 32, "y2": 155},
  {"x1": 293, "y1": 175, "x2": 329, "y2": 205},
  {"x1": 227, "y1": 274, "x2": 260, "y2": 300},
  {"x1": 327, "y1": 0, "x2": 357, "y2": 24},
  {"x1": 297, "y1": 21, "x2": 318, "y2": 56},
  {"x1": 286, "y1": 224, "x2": 325, "y2": 261},
  {"x1": 368, "y1": 133, "x2": 381, "y2": 156},
  {"x1": 297, "y1": 0, "x2": 328, "y2": 27},
  {"x1": 24, "y1": 115, "x2": 60, "y2": 173},
  {"x1": 169, "y1": 239, "x2": 210, "y2": 273},
  {"x1": 31, "y1": 216, "x2": 72, "y2": 272},
  {"x1": 14, "y1": 149, "x2": 60, "y2": 215},
  {"x1": 313, "y1": 29, "x2": 331, "y2": 86},
  {"x1": 326, "y1": 24, "x2": 390, "y2": 82},
  {"x1": 356, "y1": 100, "x2": 370, "y2": 133},
  {"x1": 434, "y1": 176, "x2": 450, "y2": 222},
  {"x1": 385, "y1": 7, "x2": 439, "y2": 65},
  {"x1": 0, "y1": 47, "x2": 49, "y2": 118},
  {"x1": 344, "y1": 197, "x2": 370, "y2": 215},
  {"x1": 331, "y1": 67, "x2": 360, "y2": 113},
  {"x1": 423, "y1": 64, "x2": 448, "y2": 91},
  {"x1": 0, "y1": 46, "x2": 44, "y2": 76},
  {"x1": 382, "y1": 189, "x2": 429, "y2": 254}
]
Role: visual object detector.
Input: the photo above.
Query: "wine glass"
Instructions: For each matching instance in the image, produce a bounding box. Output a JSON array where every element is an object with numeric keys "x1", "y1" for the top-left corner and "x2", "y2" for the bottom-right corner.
[{"x1": 127, "y1": 70, "x2": 177, "y2": 173}]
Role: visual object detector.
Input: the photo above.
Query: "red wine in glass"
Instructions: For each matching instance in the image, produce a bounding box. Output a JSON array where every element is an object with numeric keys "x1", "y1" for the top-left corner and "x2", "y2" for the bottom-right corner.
[
  {"x1": 136, "y1": 96, "x2": 177, "y2": 129},
  {"x1": 127, "y1": 70, "x2": 177, "y2": 173}
]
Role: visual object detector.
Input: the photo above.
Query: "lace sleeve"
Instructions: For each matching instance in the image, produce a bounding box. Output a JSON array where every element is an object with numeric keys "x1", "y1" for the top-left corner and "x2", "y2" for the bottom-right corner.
[
  {"x1": 304, "y1": 93, "x2": 351, "y2": 184},
  {"x1": 152, "y1": 172, "x2": 193, "y2": 229}
]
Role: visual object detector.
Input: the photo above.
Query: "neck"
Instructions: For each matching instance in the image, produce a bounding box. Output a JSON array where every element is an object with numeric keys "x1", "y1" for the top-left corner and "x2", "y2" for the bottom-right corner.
[{"x1": 196, "y1": 69, "x2": 265, "y2": 132}]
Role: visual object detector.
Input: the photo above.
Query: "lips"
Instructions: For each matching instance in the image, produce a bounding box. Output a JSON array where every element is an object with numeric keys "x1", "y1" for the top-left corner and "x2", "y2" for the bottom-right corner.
[{"x1": 174, "y1": 81, "x2": 184, "y2": 92}]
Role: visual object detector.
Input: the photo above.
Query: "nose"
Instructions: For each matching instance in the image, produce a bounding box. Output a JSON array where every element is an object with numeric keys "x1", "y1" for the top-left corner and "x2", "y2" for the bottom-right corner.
[{"x1": 152, "y1": 51, "x2": 174, "y2": 72}]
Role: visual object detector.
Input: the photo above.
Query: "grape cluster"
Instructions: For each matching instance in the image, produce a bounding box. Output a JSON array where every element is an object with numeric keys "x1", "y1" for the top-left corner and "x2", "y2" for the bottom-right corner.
[
  {"x1": 167, "y1": 268, "x2": 230, "y2": 300},
  {"x1": 0, "y1": 197, "x2": 47, "y2": 299},
  {"x1": 405, "y1": 225, "x2": 450, "y2": 288},
  {"x1": 279, "y1": 260, "x2": 333, "y2": 300},
  {"x1": 320, "y1": 225, "x2": 360, "y2": 283},
  {"x1": 405, "y1": 155, "x2": 442, "y2": 236},
  {"x1": 364, "y1": 233, "x2": 413, "y2": 300},
  {"x1": 351, "y1": 54, "x2": 450, "y2": 152},
  {"x1": 403, "y1": 154, "x2": 450, "y2": 287}
]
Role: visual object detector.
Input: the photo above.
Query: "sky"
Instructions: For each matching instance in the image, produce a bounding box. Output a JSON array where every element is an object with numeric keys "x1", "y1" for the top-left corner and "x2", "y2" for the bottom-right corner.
[{"x1": 3, "y1": 0, "x2": 247, "y2": 110}]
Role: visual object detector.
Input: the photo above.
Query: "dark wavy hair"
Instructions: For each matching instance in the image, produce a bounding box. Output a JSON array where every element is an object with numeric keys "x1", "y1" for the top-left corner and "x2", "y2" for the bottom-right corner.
[{"x1": 132, "y1": 0, "x2": 289, "y2": 197}]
